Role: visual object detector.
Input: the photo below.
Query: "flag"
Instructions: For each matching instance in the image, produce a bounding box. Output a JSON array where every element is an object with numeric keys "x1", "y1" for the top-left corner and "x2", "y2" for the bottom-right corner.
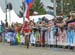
[{"x1": 24, "y1": 0, "x2": 33, "y2": 20}]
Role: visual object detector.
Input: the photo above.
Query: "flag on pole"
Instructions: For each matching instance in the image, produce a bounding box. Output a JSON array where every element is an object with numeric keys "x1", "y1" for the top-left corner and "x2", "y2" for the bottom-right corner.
[
  {"x1": 21, "y1": 0, "x2": 33, "y2": 33},
  {"x1": 24, "y1": 0, "x2": 33, "y2": 20}
]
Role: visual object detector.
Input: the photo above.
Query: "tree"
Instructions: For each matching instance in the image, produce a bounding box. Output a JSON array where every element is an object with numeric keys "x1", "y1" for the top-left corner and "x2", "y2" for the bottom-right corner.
[
  {"x1": 31, "y1": 0, "x2": 46, "y2": 15},
  {"x1": 18, "y1": 0, "x2": 46, "y2": 17},
  {"x1": 56, "y1": 0, "x2": 75, "y2": 15}
]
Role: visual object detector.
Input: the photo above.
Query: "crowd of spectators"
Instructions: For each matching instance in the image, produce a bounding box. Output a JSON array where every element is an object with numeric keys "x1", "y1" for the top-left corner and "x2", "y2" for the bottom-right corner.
[{"x1": 0, "y1": 12, "x2": 75, "y2": 49}]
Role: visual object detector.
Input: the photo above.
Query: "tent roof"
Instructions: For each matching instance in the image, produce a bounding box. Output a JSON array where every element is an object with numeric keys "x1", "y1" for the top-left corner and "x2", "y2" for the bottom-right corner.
[
  {"x1": 7, "y1": 10, "x2": 23, "y2": 24},
  {"x1": 0, "y1": 7, "x2": 5, "y2": 23},
  {"x1": 30, "y1": 14, "x2": 54, "y2": 23}
]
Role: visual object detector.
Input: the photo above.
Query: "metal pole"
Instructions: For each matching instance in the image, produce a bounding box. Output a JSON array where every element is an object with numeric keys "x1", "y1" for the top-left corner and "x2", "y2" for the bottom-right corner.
[
  {"x1": 5, "y1": 0, "x2": 7, "y2": 22},
  {"x1": 9, "y1": 9, "x2": 11, "y2": 25},
  {"x1": 53, "y1": 0, "x2": 56, "y2": 17},
  {"x1": 61, "y1": 0, "x2": 63, "y2": 14},
  {"x1": 53, "y1": 0, "x2": 57, "y2": 47},
  {"x1": 23, "y1": 2, "x2": 25, "y2": 23}
]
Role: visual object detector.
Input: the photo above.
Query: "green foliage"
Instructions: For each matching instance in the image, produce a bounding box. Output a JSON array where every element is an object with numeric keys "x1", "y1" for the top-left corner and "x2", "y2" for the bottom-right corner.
[
  {"x1": 56, "y1": 0, "x2": 75, "y2": 15},
  {"x1": 31, "y1": 0, "x2": 46, "y2": 15},
  {"x1": 19, "y1": 0, "x2": 46, "y2": 16}
]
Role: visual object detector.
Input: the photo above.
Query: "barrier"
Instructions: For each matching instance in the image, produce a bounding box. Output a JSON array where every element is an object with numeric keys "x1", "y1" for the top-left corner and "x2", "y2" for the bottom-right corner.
[
  {"x1": 30, "y1": 27, "x2": 75, "y2": 48},
  {"x1": 2, "y1": 27, "x2": 75, "y2": 49}
]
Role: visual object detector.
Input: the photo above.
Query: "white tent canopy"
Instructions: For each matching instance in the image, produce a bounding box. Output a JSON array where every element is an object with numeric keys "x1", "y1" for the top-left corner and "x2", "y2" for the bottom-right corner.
[
  {"x1": 0, "y1": 7, "x2": 5, "y2": 23},
  {"x1": 30, "y1": 14, "x2": 54, "y2": 23},
  {"x1": 0, "y1": 7, "x2": 54, "y2": 24},
  {"x1": 7, "y1": 10, "x2": 23, "y2": 24}
]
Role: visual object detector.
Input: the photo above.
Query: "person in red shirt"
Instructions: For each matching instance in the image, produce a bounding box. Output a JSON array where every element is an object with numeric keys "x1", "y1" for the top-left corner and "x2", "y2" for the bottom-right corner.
[{"x1": 21, "y1": 21, "x2": 31, "y2": 48}]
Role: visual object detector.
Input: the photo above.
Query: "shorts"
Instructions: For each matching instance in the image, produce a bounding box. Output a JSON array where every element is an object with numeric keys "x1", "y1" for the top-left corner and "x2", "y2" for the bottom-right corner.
[{"x1": 24, "y1": 33, "x2": 30, "y2": 36}]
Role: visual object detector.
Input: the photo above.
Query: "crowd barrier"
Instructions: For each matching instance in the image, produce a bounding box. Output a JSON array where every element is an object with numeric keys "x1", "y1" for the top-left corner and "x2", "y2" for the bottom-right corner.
[
  {"x1": 1, "y1": 27, "x2": 75, "y2": 48},
  {"x1": 30, "y1": 27, "x2": 75, "y2": 48}
]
